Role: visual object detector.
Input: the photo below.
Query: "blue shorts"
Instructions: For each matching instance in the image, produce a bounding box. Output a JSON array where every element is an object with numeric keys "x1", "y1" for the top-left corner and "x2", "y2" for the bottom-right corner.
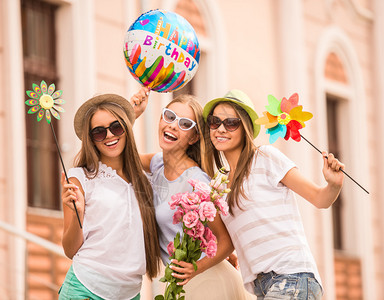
[
  {"x1": 253, "y1": 271, "x2": 322, "y2": 300},
  {"x1": 58, "y1": 265, "x2": 140, "y2": 300}
]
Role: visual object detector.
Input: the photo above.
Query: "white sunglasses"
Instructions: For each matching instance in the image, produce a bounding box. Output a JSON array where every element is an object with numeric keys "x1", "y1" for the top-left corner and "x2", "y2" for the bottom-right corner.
[{"x1": 162, "y1": 108, "x2": 197, "y2": 131}]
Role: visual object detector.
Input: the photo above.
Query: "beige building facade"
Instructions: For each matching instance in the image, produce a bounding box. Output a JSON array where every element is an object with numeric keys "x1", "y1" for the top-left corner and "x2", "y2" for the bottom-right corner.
[{"x1": 0, "y1": 0, "x2": 383, "y2": 299}]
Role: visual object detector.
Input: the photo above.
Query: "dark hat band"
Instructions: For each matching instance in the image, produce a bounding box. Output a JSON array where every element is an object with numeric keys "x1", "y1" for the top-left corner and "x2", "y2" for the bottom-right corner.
[{"x1": 225, "y1": 96, "x2": 243, "y2": 103}]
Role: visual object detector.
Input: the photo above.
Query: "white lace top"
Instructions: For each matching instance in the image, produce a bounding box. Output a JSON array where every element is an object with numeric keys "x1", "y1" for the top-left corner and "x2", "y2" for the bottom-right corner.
[{"x1": 68, "y1": 162, "x2": 145, "y2": 300}]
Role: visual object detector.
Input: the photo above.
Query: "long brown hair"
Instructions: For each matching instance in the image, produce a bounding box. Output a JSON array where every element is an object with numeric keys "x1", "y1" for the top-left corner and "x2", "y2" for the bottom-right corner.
[
  {"x1": 166, "y1": 94, "x2": 207, "y2": 168},
  {"x1": 74, "y1": 101, "x2": 160, "y2": 278},
  {"x1": 203, "y1": 102, "x2": 257, "y2": 215}
]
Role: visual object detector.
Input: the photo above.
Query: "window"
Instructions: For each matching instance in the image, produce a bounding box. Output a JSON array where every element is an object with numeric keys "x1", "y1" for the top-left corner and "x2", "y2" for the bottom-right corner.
[
  {"x1": 21, "y1": 0, "x2": 60, "y2": 210},
  {"x1": 326, "y1": 96, "x2": 343, "y2": 250}
]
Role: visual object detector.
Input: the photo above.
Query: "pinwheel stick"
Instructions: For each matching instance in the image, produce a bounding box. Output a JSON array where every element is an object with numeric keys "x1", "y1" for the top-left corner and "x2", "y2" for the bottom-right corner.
[
  {"x1": 300, "y1": 134, "x2": 369, "y2": 194},
  {"x1": 50, "y1": 122, "x2": 83, "y2": 228}
]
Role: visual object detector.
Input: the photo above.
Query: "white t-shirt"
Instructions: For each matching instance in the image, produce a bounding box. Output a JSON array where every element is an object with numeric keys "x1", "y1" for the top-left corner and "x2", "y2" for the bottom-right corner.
[
  {"x1": 68, "y1": 162, "x2": 146, "y2": 300},
  {"x1": 221, "y1": 145, "x2": 322, "y2": 294}
]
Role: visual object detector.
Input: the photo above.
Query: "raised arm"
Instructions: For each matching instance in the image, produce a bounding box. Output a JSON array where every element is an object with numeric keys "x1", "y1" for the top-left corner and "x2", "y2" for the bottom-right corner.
[
  {"x1": 130, "y1": 86, "x2": 150, "y2": 119},
  {"x1": 281, "y1": 152, "x2": 345, "y2": 209}
]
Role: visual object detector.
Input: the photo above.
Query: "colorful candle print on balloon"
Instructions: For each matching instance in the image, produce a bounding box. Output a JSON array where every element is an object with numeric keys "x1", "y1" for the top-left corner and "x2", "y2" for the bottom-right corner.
[
  {"x1": 124, "y1": 9, "x2": 200, "y2": 93},
  {"x1": 255, "y1": 93, "x2": 313, "y2": 144},
  {"x1": 25, "y1": 80, "x2": 65, "y2": 123}
]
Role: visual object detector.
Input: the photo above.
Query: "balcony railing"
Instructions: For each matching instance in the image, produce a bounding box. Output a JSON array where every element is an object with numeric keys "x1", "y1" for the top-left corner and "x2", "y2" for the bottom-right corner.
[{"x1": 0, "y1": 219, "x2": 67, "y2": 299}]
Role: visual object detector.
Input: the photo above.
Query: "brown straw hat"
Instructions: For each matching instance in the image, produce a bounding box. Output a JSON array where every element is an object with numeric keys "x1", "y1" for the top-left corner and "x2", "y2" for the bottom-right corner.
[{"x1": 74, "y1": 94, "x2": 135, "y2": 140}]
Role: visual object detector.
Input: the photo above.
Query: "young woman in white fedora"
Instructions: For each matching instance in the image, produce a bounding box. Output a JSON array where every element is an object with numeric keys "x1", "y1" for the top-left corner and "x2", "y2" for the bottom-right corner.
[
  {"x1": 202, "y1": 89, "x2": 345, "y2": 299},
  {"x1": 59, "y1": 93, "x2": 160, "y2": 300},
  {"x1": 133, "y1": 91, "x2": 255, "y2": 300}
]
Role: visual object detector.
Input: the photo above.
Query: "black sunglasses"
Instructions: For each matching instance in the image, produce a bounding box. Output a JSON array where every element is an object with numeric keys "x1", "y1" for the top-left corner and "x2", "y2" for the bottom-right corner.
[
  {"x1": 162, "y1": 108, "x2": 197, "y2": 131},
  {"x1": 207, "y1": 115, "x2": 242, "y2": 132},
  {"x1": 90, "y1": 120, "x2": 125, "y2": 142}
]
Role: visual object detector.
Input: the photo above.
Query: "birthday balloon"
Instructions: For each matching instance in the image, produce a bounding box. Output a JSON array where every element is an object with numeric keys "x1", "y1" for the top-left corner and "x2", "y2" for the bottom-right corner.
[{"x1": 123, "y1": 9, "x2": 200, "y2": 93}]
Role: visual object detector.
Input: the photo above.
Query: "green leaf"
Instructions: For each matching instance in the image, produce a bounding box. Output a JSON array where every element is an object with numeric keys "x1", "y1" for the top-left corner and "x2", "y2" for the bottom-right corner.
[
  {"x1": 165, "y1": 265, "x2": 173, "y2": 280},
  {"x1": 182, "y1": 233, "x2": 188, "y2": 249},
  {"x1": 192, "y1": 252, "x2": 202, "y2": 261},
  {"x1": 174, "y1": 284, "x2": 184, "y2": 294},
  {"x1": 175, "y1": 249, "x2": 187, "y2": 261},
  {"x1": 174, "y1": 232, "x2": 180, "y2": 248},
  {"x1": 187, "y1": 239, "x2": 195, "y2": 251},
  {"x1": 170, "y1": 282, "x2": 177, "y2": 291},
  {"x1": 155, "y1": 296, "x2": 165, "y2": 300},
  {"x1": 182, "y1": 238, "x2": 188, "y2": 252},
  {"x1": 192, "y1": 260, "x2": 198, "y2": 271},
  {"x1": 159, "y1": 276, "x2": 167, "y2": 283}
]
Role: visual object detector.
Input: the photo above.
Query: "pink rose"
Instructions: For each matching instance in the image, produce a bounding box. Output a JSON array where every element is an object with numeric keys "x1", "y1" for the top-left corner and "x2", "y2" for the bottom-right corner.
[
  {"x1": 173, "y1": 207, "x2": 184, "y2": 224},
  {"x1": 200, "y1": 237, "x2": 207, "y2": 249},
  {"x1": 188, "y1": 179, "x2": 199, "y2": 188},
  {"x1": 183, "y1": 211, "x2": 199, "y2": 228},
  {"x1": 203, "y1": 227, "x2": 217, "y2": 243},
  {"x1": 205, "y1": 239, "x2": 217, "y2": 258},
  {"x1": 194, "y1": 181, "x2": 211, "y2": 201},
  {"x1": 167, "y1": 241, "x2": 175, "y2": 256},
  {"x1": 180, "y1": 192, "x2": 200, "y2": 211},
  {"x1": 198, "y1": 201, "x2": 217, "y2": 222},
  {"x1": 215, "y1": 198, "x2": 229, "y2": 216},
  {"x1": 186, "y1": 221, "x2": 205, "y2": 239},
  {"x1": 169, "y1": 193, "x2": 183, "y2": 210}
]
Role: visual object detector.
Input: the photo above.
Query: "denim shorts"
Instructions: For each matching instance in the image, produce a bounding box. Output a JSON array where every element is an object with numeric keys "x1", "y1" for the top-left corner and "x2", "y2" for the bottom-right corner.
[
  {"x1": 253, "y1": 271, "x2": 322, "y2": 300},
  {"x1": 58, "y1": 265, "x2": 140, "y2": 300}
]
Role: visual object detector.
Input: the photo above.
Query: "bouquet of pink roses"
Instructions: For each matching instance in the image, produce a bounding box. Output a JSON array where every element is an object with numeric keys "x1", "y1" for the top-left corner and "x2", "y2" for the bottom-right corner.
[{"x1": 155, "y1": 169, "x2": 230, "y2": 300}]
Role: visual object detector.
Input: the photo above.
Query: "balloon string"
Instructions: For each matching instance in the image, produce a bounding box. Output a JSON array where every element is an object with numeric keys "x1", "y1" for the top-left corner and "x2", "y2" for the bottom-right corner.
[
  {"x1": 50, "y1": 122, "x2": 83, "y2": 228},
  {"x1": 300, "y1": 134, "x2": 369, "y2": 194}
]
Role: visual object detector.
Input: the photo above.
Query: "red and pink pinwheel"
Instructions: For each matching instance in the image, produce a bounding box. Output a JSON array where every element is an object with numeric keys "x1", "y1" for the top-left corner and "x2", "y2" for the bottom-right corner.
[
  {"x1": 256, "y1": 92, "x2": 369, "y2": 194},
  {"x1": 255, "y1": 93, "x2": 313, "y2": 144}
]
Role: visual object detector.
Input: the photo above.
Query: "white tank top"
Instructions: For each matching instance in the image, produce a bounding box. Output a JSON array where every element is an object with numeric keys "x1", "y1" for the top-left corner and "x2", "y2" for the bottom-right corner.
[{"x1": 68, "y1": 162, "x2": 146, "y2": 300}]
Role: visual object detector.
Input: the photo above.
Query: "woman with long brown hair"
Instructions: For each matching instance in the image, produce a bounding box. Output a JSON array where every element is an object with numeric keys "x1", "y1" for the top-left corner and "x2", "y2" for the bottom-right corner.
[
  {"x1": 203, "y1": 89, "x2": 345, "y2": 299},
  {"x1": 59, "y1": 93, "x2": 160, "y2": 300}
]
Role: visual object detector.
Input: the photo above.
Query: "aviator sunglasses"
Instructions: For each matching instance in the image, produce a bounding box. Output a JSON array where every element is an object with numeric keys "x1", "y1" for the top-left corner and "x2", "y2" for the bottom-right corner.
[
  {"x1": 207, "y1": 115, "x2": 242, "y2": 132},
  {"x1": 162, "y1": 108, "x2": 197, "y2": 131},
  {"x1": 89, "y1": 120, "x2": 125, "y2": 142}
]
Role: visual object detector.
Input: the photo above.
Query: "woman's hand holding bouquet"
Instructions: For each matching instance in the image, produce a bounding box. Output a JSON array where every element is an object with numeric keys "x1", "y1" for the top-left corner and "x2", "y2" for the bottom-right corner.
[{"x1": 155, "y1": 169, "x2": 230, "y2": 300}]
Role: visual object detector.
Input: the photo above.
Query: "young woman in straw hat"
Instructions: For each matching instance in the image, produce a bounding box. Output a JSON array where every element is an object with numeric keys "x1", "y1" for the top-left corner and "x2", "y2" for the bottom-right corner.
[
  {"x1": 59, "y1": 93, "x2": 160, "y2": 300},
  {"x1": 202, "y1": 89, "x2": 345, "y2": 300},
  {"x1": 132, "y1": 90, "x2": 255, "y2": 300}
]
